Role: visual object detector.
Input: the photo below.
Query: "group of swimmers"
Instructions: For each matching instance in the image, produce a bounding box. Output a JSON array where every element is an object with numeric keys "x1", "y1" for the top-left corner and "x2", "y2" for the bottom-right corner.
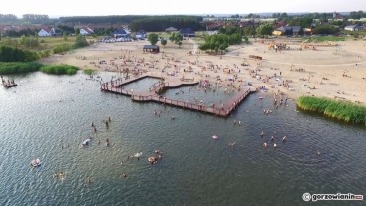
[
  {"x1": 148, "y1": 149, "x2": 163, "y2": 165},
  {"x1": 233, "y1": 120, "x2": 242, "y2": 126},
  {"x1": 261, "y1": 131, "x2": 287, "y2": 149},
  {"x1": 91, "y1": 116, "x2": 111, "y2": 132},
  {"x1": 53, "y1": 172, "x2": 65, "y2": 180}
]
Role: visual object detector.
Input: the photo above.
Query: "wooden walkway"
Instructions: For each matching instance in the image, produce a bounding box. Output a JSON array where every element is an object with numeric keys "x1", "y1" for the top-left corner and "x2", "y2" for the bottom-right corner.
[
  {"x1": 100, "y1": 74, "x2": 254, "y2": 117},
  {"x1": 1, "y1": 78, "x2": 17, "y2": 88}
]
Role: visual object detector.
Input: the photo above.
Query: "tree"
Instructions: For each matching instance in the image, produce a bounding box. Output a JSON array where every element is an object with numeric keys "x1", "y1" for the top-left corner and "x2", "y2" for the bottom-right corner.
[
  {"x1": 169, "y1": 33, "x2": 183, "y2": 47},
  {"x1": 19, "y1": 35, "x2": 39, "y2": 48},
  {"x1": 75, "y1": 28, "x2": 80, "y2": 35},
  {"x1": 243, "y1": 27, "x2": 256, "y2": 36},
  {"x1": 256, "y1": 24, "x2": 274, "y2": 36},
  {"x1": 174, "y1": 33, "x2": 183, "y2": 44},
  {"x1": 148, "y1": 33, "x2": 159, "y2": 45},
  {"x1": 63, "y1": 32, "x2": 67, "y2": 41},
  {"x1": 169, "y1": 33, "x2": 176, "y2": 42},
  {"x1": 298, "y1": 28, "x2": 304, "y2": 36},
  {"x1": 312, "y1": 25, "x2": 337, "y2": 35},
  {"x1": 74, "y1": 34, "x2": 89, "y2": 48},
  {"x1": 160, "y1": 39, "x2": 167, "y2": 47},
  {"x1": 281, "y1": 12, "x2": 288, "y2": 18},
  {"x1": 246, "y1": 13, "x2": 260, "y2": 18}
]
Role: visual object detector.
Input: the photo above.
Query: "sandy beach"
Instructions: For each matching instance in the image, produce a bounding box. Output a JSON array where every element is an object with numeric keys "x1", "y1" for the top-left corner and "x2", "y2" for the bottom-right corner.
[{"x1": 38, "y1": 37, "x2": 366, "y2": 104}]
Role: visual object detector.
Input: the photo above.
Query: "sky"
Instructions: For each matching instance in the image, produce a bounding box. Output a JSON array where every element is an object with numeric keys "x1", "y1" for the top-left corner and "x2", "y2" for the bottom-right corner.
[{"x1": 1, "y1": 0, "x2": 365, "y2": 18}]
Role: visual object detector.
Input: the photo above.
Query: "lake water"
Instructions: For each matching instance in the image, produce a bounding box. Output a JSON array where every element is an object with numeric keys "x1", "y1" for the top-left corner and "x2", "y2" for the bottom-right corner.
[{"x1": 0, "y1": 72, "x2": 365, "y2": 206}]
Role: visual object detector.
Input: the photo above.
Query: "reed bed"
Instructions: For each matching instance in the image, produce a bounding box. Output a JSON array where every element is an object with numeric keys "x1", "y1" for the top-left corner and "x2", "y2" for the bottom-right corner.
[
  {"x1": 297, "y1": 96, "x2": 366, "y2": 125},
  {"x1": 40, "y1": 65, "x2": 78, "y2": 75},
  {"x1": 0, "y1": 62, "x2": 43, "y2": 75}
]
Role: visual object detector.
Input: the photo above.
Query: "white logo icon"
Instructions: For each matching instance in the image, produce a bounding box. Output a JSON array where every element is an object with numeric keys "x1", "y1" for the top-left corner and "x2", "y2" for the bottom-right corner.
[{"x1": 303, "y1": 193, "x2": 311, "y2": 201}]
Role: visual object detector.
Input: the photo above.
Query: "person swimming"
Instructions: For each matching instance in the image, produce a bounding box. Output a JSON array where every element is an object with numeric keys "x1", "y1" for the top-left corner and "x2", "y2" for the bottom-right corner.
[
  {"x1": 87, "y1": 177, "x2": 93, "y2": 184},
  {"x1": 263, "y1": 143, "x2": 268, "y2": 148}
]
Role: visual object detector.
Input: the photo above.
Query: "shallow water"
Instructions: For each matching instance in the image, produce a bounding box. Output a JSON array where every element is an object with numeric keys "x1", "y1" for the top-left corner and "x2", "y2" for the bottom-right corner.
[{"x1": 0, "y1": 71, "x2": 365, "y2": 206}]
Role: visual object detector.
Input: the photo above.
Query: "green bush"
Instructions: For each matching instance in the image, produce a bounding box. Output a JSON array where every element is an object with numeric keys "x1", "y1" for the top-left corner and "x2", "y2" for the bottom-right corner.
[
  {"x1": 297, "y1": 96, "x2": 366, "y2": 125},
  {"x1": 40, "y1": 64, "x2": 78, "y2": 75},
  {"x1": 53, "y1": 44, "x2": 72, "y2": 54},
  {"x1": 73, "y1": 35, "x2": 89, "y2": 48},
  {"x1": 0, "y1": 62, "x2": 43, "y2": 75},
  {"x1": 83, "y1": 69, "x2": 95, "y2": 75},
  {"x1": 0, "y1": 45, "x2": 39, "y2": 62}
]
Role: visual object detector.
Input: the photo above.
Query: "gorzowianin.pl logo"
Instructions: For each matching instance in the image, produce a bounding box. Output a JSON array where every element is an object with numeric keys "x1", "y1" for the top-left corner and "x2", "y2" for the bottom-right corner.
[{"x1": 303, "y1": 193, "x2": 363, "y2": 202}]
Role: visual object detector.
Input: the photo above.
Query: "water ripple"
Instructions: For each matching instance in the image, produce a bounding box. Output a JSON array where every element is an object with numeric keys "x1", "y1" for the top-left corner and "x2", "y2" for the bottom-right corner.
[{"x1": 0, "y1": 72, "x2": 365, "y2": 205}]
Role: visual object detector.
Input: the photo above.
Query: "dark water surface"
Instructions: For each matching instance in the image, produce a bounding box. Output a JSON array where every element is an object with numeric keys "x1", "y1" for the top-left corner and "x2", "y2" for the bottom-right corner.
[{"x1": 0, "y1": 72, "x2": 365, "y2": 206}]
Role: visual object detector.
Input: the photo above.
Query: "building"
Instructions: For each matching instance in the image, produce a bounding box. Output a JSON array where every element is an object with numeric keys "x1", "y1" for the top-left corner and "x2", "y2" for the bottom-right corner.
[
  {"x1": 112, "y1": 28, "x2": 130, "y2": 38},
  {"x1": 333, "y1": 12, "x2": 344, "y2": 20},
  {"x1": 165, "y1": 27, "x2": 178, "y2": 33},
  {"x1": 143, "y1": 45, "x2": 160, "y2": 53},
  {"x1": 344, "y1": 25, "x2": 364, "y2": 31},
  {"x1": 80, "y1": 27, "x2": 94, "y2": 35},
  {"x1": 38, "y1": 28, "x2": 52, "y2": 37},
  {"x1": 179, "y1": 28, "x2": 195, "y2": 37},
  {"x1": 273, "y1": 26, "x2": 302, "y2": 36},
  {"x1": 135, "y1": 30, "x2": 146, "y2": 39}
]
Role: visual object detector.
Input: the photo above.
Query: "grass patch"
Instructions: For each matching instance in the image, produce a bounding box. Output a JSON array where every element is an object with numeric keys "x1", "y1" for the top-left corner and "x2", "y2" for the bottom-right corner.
[
  {"x1": 304, "y1": 36, "x2": 346, "y2": 42},
  {"x1": 83, "y1": 69, "x2": 95, "y2": 75},
  {"x1": 0, "y1": 62, "x2": 43, "y2": 75},
  {"x1": 343, "y1": 30, "x2": 366, "y2": 37},
  {"x1": 53, "y1": 44, "x2": 73, "y2": 54},
  {"x1": 40, "y1": 64, "x2": 79, "y2": 75},
  {"x1": 2, "y1": 36, "x2": 96, "y2": 53},
  {"x1": 296, "y1": 96, "x2": 366, "y2": 125}
]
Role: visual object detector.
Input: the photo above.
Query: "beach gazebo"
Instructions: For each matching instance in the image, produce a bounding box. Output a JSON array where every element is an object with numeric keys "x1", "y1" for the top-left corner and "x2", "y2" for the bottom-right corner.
[
  {"x1": 143, "y1": 45, "x2": 160, "y2": 53},
  {"x1": 165, "y1": 27, "x2": 178, "y2": 33}
]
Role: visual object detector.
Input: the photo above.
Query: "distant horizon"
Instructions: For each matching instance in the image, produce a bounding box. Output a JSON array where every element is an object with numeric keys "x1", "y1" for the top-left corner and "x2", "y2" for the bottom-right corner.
[
  {"x1": 2, "y1": 0, "x2": 365, "y2": 19},
  {"x1": 24, "y1": 11, "x2": 359, "y2": 19}
]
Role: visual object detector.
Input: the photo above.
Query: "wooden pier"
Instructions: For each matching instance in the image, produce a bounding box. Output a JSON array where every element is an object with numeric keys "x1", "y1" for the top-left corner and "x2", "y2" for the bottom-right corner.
[
  {"x1": 1, "y1": 78, "x2": 17, "y2": 88},
  {"x1": 100, "y1": 74, "x2": 254, "y2": 117}
]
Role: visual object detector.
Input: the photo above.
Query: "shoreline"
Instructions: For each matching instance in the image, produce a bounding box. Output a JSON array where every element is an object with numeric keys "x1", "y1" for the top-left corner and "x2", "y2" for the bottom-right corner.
[{"x1": 37, "y1": 37, "x2": 366, "y2": 105}]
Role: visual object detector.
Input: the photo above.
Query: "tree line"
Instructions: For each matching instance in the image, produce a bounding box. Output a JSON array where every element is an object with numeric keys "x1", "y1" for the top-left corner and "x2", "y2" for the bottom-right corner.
[
  {"x1": 1, "y1": 11, "x2": 366, "y2": 25},
  {"x1": 349, "y1": 10, "x2": 366, "y2": 19},
  {"x1": 3, "y1": 28, "x2": 38, "y2": 38},
  {"x1": 128, "y1": 16, "x2": 204, "y2": 32},
  {"x1": 23, "y1": 14, "x2": 49, "y2": 20},
  {"x1": 0, "y1": 14, "x2": 17, "y2": 22},
  {"x1": 59, "y1": 15, "x2": 150, "y2": 24}
]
